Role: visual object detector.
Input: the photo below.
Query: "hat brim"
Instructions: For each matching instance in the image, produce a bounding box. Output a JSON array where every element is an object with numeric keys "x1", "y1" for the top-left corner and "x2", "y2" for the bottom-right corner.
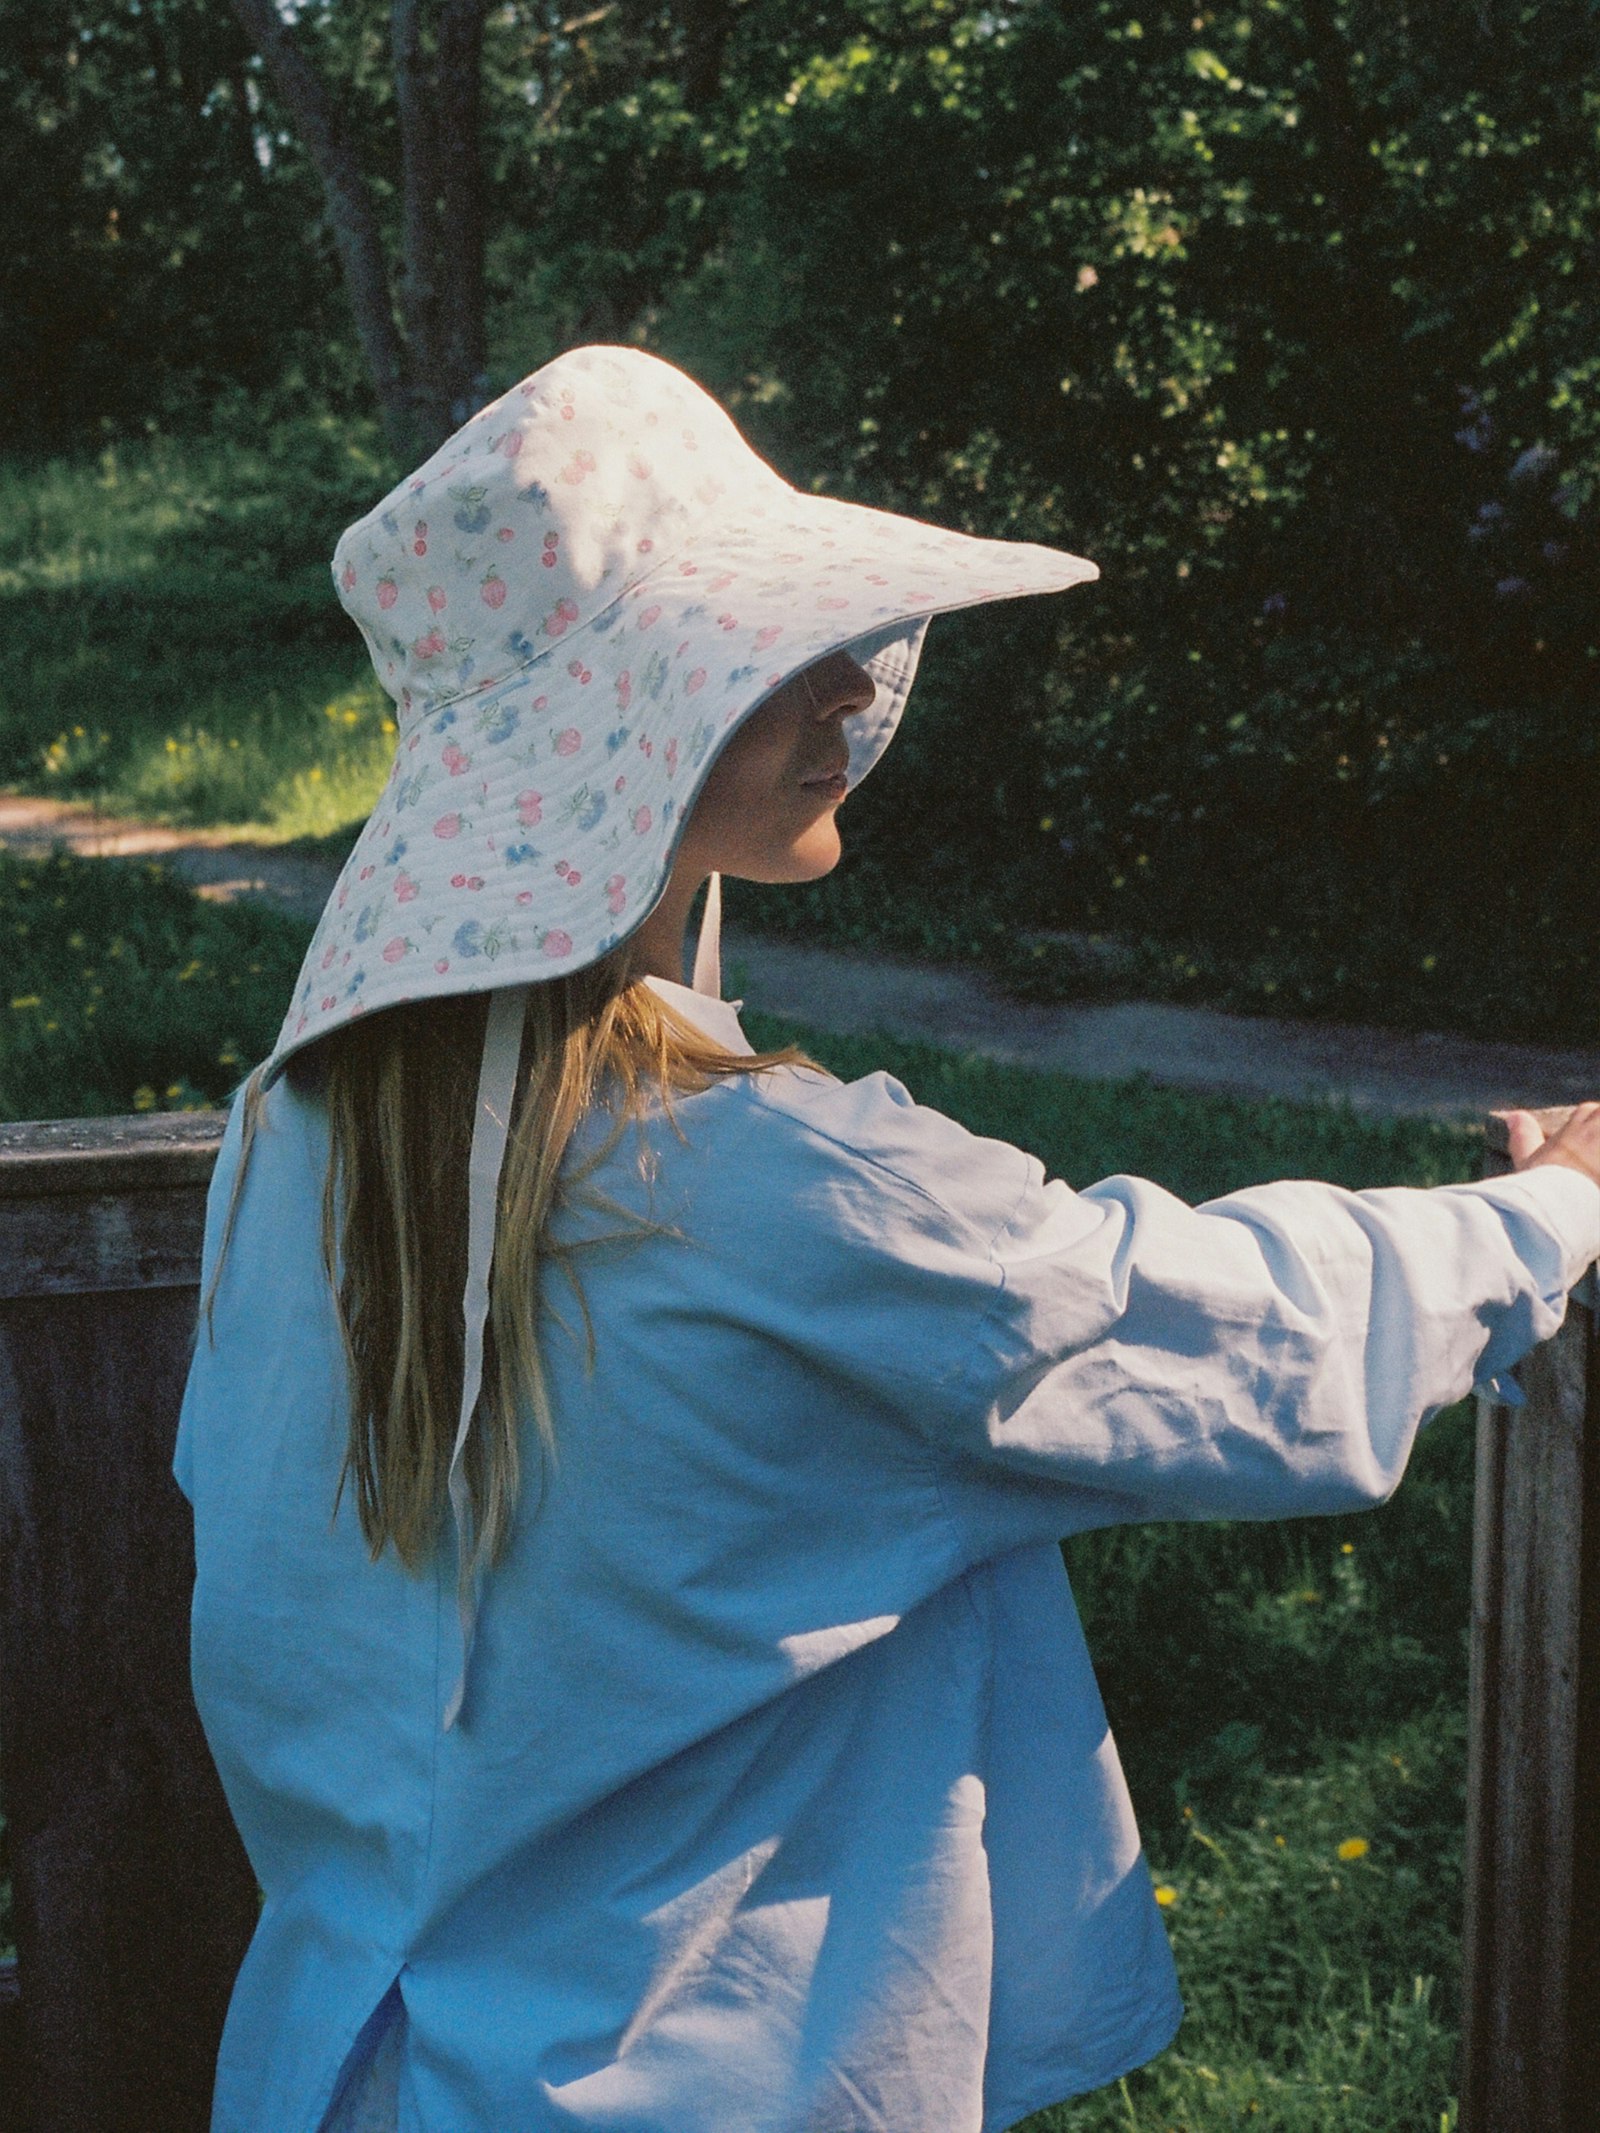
[{"x1": 263, "y1": 488, "x2": 1095, "y2": 1083}]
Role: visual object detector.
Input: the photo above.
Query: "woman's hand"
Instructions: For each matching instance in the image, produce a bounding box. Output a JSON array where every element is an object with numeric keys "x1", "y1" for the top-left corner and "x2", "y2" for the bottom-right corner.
[{"x1": 1498, "y1": 1102, "x2": 1600, "y2": 1189}]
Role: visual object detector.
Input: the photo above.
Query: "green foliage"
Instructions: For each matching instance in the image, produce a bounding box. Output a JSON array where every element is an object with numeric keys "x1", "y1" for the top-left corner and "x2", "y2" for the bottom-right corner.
[
  {"x1": 0, "y1": 433, "x2": 395, "y2": 837},
  {"x1": 0, "y1": 851, "x2": 307, "y2": 1120}
]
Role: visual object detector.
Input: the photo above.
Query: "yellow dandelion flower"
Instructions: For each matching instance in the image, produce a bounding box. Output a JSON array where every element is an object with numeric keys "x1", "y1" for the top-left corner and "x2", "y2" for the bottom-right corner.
[
  {"x1": 132, "y1": 1085, "x2": 157, "y2": 1112},
  {"x1": 1337, "y1": 1837, "x2": 1369, "y2": 1861},
  {"x1": 1153, "y1": 1884, "x2": 1179, "y2": 1907},
  {"x1": 10, "y1": 994, "x2": 41, "y2": 1010},
  {"x1": 1340, "y1": 1541, "x2": 1354, "y2": 1554}
]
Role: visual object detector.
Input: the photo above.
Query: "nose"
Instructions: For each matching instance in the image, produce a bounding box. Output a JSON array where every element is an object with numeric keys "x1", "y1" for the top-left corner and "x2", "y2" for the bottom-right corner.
[{"x1": 804, "y1": 652, "x2": 877, "y2": 721}]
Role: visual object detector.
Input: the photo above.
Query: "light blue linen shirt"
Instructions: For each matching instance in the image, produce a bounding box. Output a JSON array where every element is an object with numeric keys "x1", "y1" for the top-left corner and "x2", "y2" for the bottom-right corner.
[{"x1": 175, "y1": 977, "x2": 1600, "y2": 2133}]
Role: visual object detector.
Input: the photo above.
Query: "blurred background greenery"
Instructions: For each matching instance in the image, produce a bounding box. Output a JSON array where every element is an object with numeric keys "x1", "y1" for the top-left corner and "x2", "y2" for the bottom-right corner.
[{"x1": 2, "y1": 0, "x2": 1597, "y2": 1039}]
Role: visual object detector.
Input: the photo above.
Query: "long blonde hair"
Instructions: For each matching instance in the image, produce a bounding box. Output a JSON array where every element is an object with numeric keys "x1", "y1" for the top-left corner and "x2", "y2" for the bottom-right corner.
[{"x1": 207, "y1": 954, "x2": 814, "y2": 1575}]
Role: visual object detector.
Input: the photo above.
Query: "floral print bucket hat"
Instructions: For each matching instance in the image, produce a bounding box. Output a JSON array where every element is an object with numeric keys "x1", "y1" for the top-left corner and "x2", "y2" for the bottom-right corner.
[
  {"x1": 258, "y1": 344, "x2": 1098, "y2": 1728},
  {"x1": 261, "y1": 342, "x2": 1097, "y2": 1086}
]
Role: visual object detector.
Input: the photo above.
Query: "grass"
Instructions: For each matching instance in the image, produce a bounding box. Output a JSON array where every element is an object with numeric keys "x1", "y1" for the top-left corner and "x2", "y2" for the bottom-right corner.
[
  {"x1": 0, "y1": 788, "x2": 1486, "y2": 2131},
  {"x1": 0, "y1": 426, "x2": 397, "y2": 844}
]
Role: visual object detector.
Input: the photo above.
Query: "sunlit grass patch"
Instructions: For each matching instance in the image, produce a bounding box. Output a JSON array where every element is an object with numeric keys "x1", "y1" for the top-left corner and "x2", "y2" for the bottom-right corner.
[
  {"x1": 0, "y1": 850, "x2": 308, "y2": 1120},
  {"x1": 0, "y1": 424, "x2": 396, "y2": 838}
]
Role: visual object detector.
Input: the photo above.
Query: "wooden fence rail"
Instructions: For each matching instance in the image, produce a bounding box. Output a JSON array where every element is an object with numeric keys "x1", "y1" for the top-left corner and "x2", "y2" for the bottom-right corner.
[
  {"x1": 0, "y1": 1114, "x2": 255, "y2": 2133},
  {"x1": 0, "y1": 1109, "x2": 1595, "y2": 2130}
]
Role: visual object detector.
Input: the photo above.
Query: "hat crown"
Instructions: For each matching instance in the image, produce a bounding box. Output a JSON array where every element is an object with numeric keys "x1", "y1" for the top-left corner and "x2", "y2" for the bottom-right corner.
[{"x1": 332, "y1": 346, "x2": 790, "y2": 732}]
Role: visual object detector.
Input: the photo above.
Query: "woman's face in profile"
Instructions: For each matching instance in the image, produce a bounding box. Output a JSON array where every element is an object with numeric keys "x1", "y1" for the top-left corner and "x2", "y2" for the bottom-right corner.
[{"x1": 682, "y1": 651, "x2": 877, "y2": 884}]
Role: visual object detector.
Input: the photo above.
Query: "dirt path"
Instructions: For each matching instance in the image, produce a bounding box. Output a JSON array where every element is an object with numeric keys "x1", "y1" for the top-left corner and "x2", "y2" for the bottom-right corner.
[{"x1": 5, "y1": 793, "x2": 1598, "y2": 1121}]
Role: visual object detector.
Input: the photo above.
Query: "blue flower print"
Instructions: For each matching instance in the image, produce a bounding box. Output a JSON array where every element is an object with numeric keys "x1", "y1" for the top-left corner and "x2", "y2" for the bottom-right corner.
[
  {"x1": 606, "y1": 726, "x2": 631, "y2": 754},
  {"x1": 476, "y1": 701, "x2": 521, "y2": 745},
  {"x1": 687, "y1": 719, "x2": 715, "y2": 767},
  {"x1": 641, "y1": 650, "x2": 671, "y2": 700},
  {"x1": 726, "y1": 664, "x2": 758, "y2": 686},
  {"x1": 380, "y1": 510, "x2": 400, "y2": 536},
  {"x1": 353, "y1": 901, "x2": 384, "y2": 945},
  {"x1": 433, "y1": 709, "x2": 458, "y2": 734},
  {"x1": 523, "y1": 481, "x2": 551, "y2": 512},
  {"x1": 590, "y1": 606, "x2": 623, "y2": 637},
  {"x1": 383, "y1": 838, "x2": 409, "y2": 867},
  {"x1": 506, "y1": 629, "x2": 536, "y2": 662},
  {"x1": 344, "y1": 970, "x2": 367, "y2": 997},
  {"x1": 576, "y1": 788, "x2": 607, "y2": 831},
  {"x1": 453, "y1": 921, "x2": 485, "y2": 958},
  {"x1": 451, "y1": 484, "x2": 491, "y2": 533},
  {"x1": 505, "y1": 842, "x2": 542, "y2": 866},
  {"x1": 662, "y1": 798, "x2": 676, "y2": 826},
  {"x1": 456, "y1": 656, "x2": 476, "y2": 686}
]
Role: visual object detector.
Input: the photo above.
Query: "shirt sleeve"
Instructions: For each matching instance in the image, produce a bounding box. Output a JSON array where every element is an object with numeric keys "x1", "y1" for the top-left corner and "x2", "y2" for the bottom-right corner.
[{"x1": 924, "y1": 1156, "x2": 1600, "y2": 1558}]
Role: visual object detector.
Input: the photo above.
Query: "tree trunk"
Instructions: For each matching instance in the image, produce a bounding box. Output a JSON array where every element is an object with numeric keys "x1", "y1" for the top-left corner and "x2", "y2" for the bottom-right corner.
[
  {"x1": 230, "y1": 0, "x2": 491, "y2": 457},
  {"x1": 391, "y1": 0, "x2": 448, "y2": 446},
  {"x1": 435, "y1": 0, "x2": 490, "y2": 428}
]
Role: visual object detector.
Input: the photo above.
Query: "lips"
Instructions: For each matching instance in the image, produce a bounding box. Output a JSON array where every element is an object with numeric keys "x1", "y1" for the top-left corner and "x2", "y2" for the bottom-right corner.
[{"x1": 801, "y1": 760, "x2": 850, "y2": 787}]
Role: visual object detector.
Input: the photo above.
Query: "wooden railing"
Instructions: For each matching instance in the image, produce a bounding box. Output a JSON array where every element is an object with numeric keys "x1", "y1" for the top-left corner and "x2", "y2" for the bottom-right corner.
[
  {"x1": 0, "y1": 1109, "x2": 1595, "y2": 2130},
  {"x1": 0, "y1": 1115, "x2": 255, "y2": 2133}
]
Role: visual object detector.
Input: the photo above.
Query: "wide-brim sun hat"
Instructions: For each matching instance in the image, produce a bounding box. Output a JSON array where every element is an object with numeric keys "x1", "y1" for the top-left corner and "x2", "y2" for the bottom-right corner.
[
  {"x1": 262, "y1": 342, "x2": 1098, "y2": 1088},
  {"x1": 262, "y1": 343, "x2": 1100, "y2": 1730}
]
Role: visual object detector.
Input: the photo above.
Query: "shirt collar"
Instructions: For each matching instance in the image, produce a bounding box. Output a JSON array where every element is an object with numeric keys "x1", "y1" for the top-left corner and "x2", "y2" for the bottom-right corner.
[{"x1": 642, "y1": 974, "x2": 755, "y2": 1057}]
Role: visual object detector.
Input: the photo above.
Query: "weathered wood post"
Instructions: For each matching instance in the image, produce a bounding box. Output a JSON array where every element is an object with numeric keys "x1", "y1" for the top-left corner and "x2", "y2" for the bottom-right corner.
[
  {"x1": 0, "y1": 1115, "x2": 257, "y2": 2133},
  {"x1": 1461, "y1": 1106, "x2": 1600, "y2": 2131}
]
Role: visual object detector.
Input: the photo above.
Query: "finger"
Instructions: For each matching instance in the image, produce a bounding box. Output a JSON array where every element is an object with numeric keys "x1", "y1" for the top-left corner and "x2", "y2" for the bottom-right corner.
[{"x1": 1498, "y1": 1110, "x2": 1546, "y2": 1166}]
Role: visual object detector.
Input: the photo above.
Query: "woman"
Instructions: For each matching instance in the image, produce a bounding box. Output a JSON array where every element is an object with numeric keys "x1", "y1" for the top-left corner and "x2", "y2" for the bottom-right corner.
[{"x1": 177, "y1": 345, "x2": 1600, "y2": 2133}]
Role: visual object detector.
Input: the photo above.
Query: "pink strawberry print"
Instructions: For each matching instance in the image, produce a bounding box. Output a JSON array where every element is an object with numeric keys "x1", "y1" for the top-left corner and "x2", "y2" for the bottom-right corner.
[
  {"x1": 636, "y1": 538, "x2": 654, "y2": 554},
  {"x1": 627, "y1": 454, "x2": 653, "y2": 481},
  {"x1": 567, "y1": 659, "x2": 592, "y2": 684},
  {"x1": 632, "y1": 805, "x2": 652, "y2": 835},
  {"x1": 434, "y1": 813, "x2": 462, "y2": 839},
  {"x1": 427, "y1": 586, "x2": 447, "y2": 613},
  {"x1": 516, "y1": 890, "x2": 533, "y2": 907},
  {"x1": 614, "y1": 774, "x2": 627, "y2": 793},
  {"x1": 818, "y1": 595, "x2": 850, "y2": 611},
  {"x1": 542, "y1": 532, "x2": 559, "y2": 568},
  {"x1": 554, "y1": 729, "x2": 581, "y2": 757},
  {"x1": 413, "y1": 521, "x2": 428, "y2": 556},
  {"x1": 441, "y1": 742, "x2": 471, "y2": 776},
  {"x1": 497, "y1": 526, "x2": 515, "y2": 543},
  {"x1": 322, "y1": 994, "x2": 337, "y2": 1012},
  {"x1": 637, "y1": 605, "x2": 661, "y2": 631},
  {"x1": 359, "y1": 864, "x2": 375, "y2": 881},
  {"x1": 755, "y1": 625, "x2": 782, "y2": 650},
  {"x1": 341, "y1": 563, "x2": 357, "y2": 593},
  {"x1": 606, "y1": 872, "x2": 627, "y2": 915},
  {"x1": 616, "y1": 671, "x2": 632, "y2": 710},
  {"x1": 544, "y1": 597, "x2": 579, "y2": 638},
  {"x1": 516, "y1": 790, "x2": 543, "y2": 827},
  {"x1": 558, "y1": 450, "x2": 597, "y2": 485},
  {"x1": 435, "y1": 959, "x2": 450, "y2": 973},
  {"x1": 665, "y1": 738, "x2": 678, "y2": 775},
  {"x1": 382, "y1": 937, "x2": 411, "y2": 964},
  {"x1": 377, "y1": 576, "x2": 398, "y2": 610},
  {"x1": 542, "y1": 929, "x2": 573, "y2": 957},
  {"x1": 686, "y1": 668, "x2": 706, "y2": 694},
  {"x1": 707, "y1": 573, "x2": 735, "y2": 593},
  {"x1": 500, "y1": 431, "x2": 523, "y2": 460},
  {"x1": 395, "y1": 872, "x2": 419, "y2": 902},
  {"x1": 321, "y1": 945, "x2": 337, "y2": 970},
  {"x1": 414, "y1": 628, "x2": 447, "y2": 659},
  {"x1": 481, "y1": 571, "x2": 507, "y2": 608}
]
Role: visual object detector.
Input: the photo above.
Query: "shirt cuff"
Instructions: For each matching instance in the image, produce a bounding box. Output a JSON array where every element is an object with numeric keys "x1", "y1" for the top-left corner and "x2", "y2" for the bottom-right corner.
[{"x1": 1472, "y1": 1163, "x2": 1600, "y2": 1294}]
